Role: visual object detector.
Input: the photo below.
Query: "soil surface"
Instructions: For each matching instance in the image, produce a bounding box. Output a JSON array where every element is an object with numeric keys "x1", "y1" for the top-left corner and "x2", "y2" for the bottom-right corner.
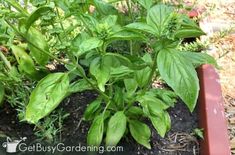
[{"x1": 0, "y1": 91, "x2": 199, "y2": 155}]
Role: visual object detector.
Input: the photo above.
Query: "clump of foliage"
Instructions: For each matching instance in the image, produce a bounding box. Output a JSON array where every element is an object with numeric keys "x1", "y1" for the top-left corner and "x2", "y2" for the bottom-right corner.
[{"x1": 0, "y1": 0, "x2": 217, "y2": 149}]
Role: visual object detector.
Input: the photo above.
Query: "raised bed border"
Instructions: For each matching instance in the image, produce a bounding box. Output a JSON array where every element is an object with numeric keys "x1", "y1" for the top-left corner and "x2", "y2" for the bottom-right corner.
[{"x1": 197, "y1": 64, "x2": 231, "y2": 155}]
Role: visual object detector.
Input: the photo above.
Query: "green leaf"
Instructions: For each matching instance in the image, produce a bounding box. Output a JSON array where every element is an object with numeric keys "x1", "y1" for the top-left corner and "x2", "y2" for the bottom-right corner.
[
  {"x1": 87, "y1": 115, "x2": 104, "y2": 146},
  {"x1": 0, "y1": 82, "x2": 5, "y2": 106},
  {"x1": 147, "y1": 4, "x2": 173, "y2": 36},
  {"x1": 125, "y1": 106, "x2": 143, "y2": 118},
  {"x1": 65, "y1": 63, "x2": 86, "y2": 78},
  {"x1": 84, "y1": 99, "x2": 102, "y2": 121},
  {"x1": 137, "y1": 93, "x2": 169, "y2": 116},
  {"x1": 77, "y1": 37, "x2": 103, "y2": 57},
  {"x1": 125, "y1": 22, "x2": 156, "y2": 35},
  {"x1": 137, "y1": 0, "x2": 153, "y2": 10},
  {"x1": 193, "y1": 128, "x2": 204, "y2": 139},
  {"x1": 11, "y1": 45, "x2": 38, "y2": 78},
  {"x1": 104, "y1": 53, "x2": 145, "y2": 70},
  {"x1": 107, "y1": 29, "x2": 146, "y2": 42},
  {"x1": 10, "y1": 45, "x2": 48, "y2": 80},
  {"x1": 175, "y1": 27, "x2": 205, "y2": 38},
  {"x1": 133, "y1": 53, "x2": 152, "y2": 87},
  {"x1": 69, "y1": 79, "x2": 93, "y2": 93},
  {"x1": 27, "y1": 28, "x2": 50, "y2": 66},
  {"x1": 102, "y1": 15, "x2": 117, "y2": 27},
  {"x1": 134, "y1": 66, "x2": 151, "y2": 88},
  {"x1": 93, "y1": 0, "x2": 118, "y2": 15},
  {"x1": 175, "y1": 16, "x2": 205, "y2": 38},
  {"x1": 25, "y1": 73, "x2": 69, "y2": 124},
  {"x1": 124, "y1": 78, "x2": 138, "y2": 95},
  {"x1": 129, "y1": 120, "x2": 151, "y2": 149},
  {"x1": 25, "y1": 6, "x2": 52, "y2": 30},
  {"x1": 180, "y1": 52, "x2": 218, "y2": 68},
  {"x1": 110, "y1": 66, "x2": 134, "y2": 79},
  {"x1": 113, "y1": 86, "x2": 124, "y2": 109},
  {"x1": 157, "y1": 49, "x2": 199, "y2": 112},
  {"x1": 149, "y1": 89, "x2": 177, "y2": 107},
  {"x1": 90, "y1": 57, "x2": 110, "y2": 92},
  {"x1": 104, "y1": 53, "x2": 131, "y2": 66},
  {"x1": 106, "y1": 111, "x2": 127, "y2": 146},
  {"x1": 150, "y1": 111, "x2": 171, "y2": 137}
]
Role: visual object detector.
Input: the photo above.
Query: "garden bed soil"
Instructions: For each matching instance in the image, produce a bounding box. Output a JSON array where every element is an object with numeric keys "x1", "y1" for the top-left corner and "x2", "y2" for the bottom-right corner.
[{"x1": 0, "y1": 90, "x2": 199, "y2": 155}]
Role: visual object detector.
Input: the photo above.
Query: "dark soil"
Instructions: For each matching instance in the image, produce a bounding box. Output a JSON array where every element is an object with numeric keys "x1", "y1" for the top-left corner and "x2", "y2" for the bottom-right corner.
[{"x1": 0, "y1": 91, "x2": 199, "y2": 155}]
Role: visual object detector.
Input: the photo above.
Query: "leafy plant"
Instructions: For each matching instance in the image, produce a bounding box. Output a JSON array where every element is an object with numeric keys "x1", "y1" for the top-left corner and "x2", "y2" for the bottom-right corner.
[{"x1": 0, "y1": 0, "x2": 217, "y2": 149}]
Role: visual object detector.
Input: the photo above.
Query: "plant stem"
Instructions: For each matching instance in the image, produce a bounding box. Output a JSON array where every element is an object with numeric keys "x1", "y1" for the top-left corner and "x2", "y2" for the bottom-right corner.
[
  {"x1": 102, "y1": 101, "x2": 111, "y2": 116},
  {"x1": 126, "y1": 0, "x2": 134, "y2": 55},
  {"x1": 130, "y1": 40, "x2": 133, "y2": 55},
  {"x1": 55, "y1": 7, "x2": 68, "y2": 42}
]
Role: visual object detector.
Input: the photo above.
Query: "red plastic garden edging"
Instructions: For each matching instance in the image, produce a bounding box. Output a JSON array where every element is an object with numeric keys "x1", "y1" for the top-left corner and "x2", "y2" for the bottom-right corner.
[{"x1": 197, "y1": 64, "x2": 231, "y2": 155}]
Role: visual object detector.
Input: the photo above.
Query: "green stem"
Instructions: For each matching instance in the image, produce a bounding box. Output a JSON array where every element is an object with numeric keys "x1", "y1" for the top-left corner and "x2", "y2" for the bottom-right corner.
[
  {"x1": 130, "y1": 40, "x2": 133, "y2": 55},
  {"x1": 51, "y1": 23, "x2": 63, "y2": 43},
  {"x1": 55, "y1": 7, "x2": 68, "y2": 42},
  {"x1": 126, "y1": 0, "x2": 133, "y2": 55},
  {"x1": 102, "y1": 101, "x2": 111, "y2": 116}
]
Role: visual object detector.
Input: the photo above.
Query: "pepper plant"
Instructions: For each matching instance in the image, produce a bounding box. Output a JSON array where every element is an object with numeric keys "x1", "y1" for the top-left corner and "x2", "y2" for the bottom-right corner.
[{"x1": 0, "y1": 0, "x2": 217, "y2": 149}]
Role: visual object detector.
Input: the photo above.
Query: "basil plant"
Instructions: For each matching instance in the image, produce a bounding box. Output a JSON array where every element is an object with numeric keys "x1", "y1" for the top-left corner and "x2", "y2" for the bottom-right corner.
[{"x1": 1, "y1": 0, "x2": 217, "y2": 149}]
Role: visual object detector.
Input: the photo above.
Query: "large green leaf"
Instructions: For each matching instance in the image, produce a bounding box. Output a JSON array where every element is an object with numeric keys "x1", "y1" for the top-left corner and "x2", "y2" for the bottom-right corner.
[
  {"x1": 129, "y1": 120, "x2": 151, "y2": 149},
  {"x1": 150, "y1": 111, "x2": 171, "y2": 137},
  {"x1": 107, "y1": 29, "x2": 146, "y2": 43},
  {"x1": 157, "y1": 48, "x2": 199, "y2": 112},
  {"x1": 25, "y1": 6, "x2": 52, "y2": 30},
  {"x1": 87, "y1": 115, "x2": 104, "y2": 146},
  {"x1": 104, "y1": 53, "x2": 146, "y2": 70},
  {"x1": 90, "y1": 57, "x2": 110, "y2": 92},
  {"x1": 25, "y1": 73, "x2": 69, "y2": 124},
  {"x1": 27, "y1": 28, "x2": 50, "y2": 66},
  {"x1": 180, "y1": 52, "x2": 218, "y2": 68},
  {"x1": 147, "y1": 4, "x2": 173, "y2": 36},
  {"x1": 84, "y1": 99, "x2": 102, "y2": 121},
  {"x1": 125, "y1": 22, "x2": 156, "y2": 35},
  {"x1": 77, "y1": 37, "x2": 103, "y2": 57},
  {"x1": 106, "y1": 111, "x2": 127, "y2": 146}
]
